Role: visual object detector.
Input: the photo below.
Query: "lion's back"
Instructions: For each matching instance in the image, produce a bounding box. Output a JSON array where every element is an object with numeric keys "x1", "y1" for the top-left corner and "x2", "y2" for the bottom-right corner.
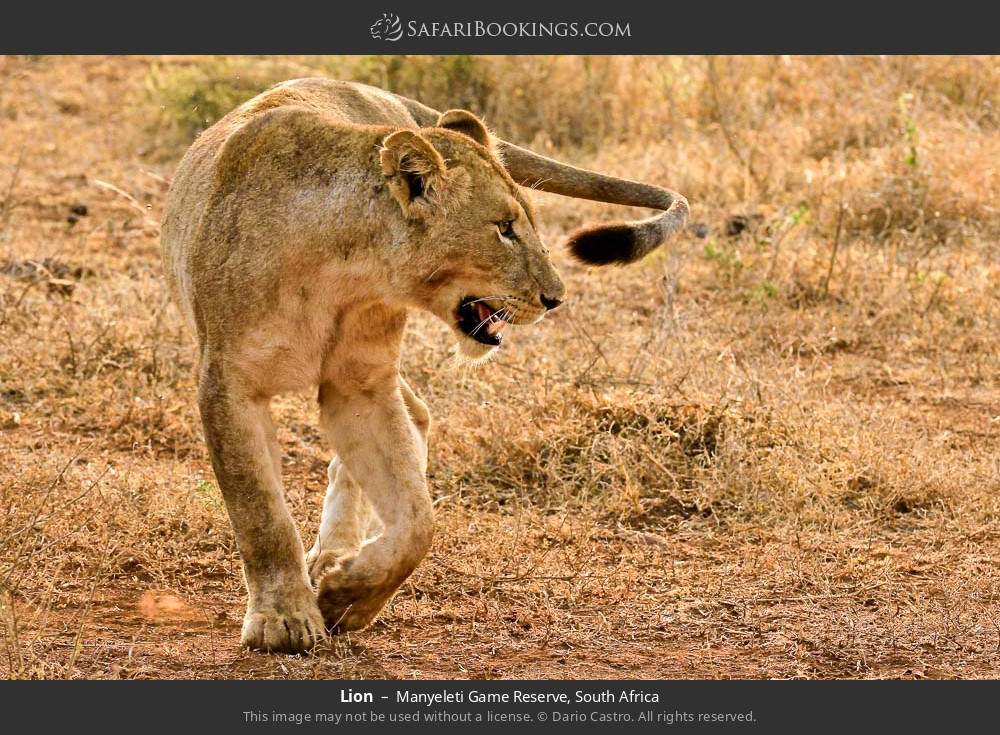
[{"x1": 160, "y1": 78, "x2": 440, "y2": 332}]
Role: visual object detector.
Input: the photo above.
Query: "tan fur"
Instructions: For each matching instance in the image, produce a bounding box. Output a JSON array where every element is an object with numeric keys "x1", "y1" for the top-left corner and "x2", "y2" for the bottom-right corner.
[{"x1": 161, "y1": 78, "x2": 686, "y2": 653}]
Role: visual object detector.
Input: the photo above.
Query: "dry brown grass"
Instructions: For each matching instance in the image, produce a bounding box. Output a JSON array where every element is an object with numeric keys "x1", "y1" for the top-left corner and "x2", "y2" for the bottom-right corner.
[{"x1": 1, "y1": 55, "x2": 998, "y2": 680}]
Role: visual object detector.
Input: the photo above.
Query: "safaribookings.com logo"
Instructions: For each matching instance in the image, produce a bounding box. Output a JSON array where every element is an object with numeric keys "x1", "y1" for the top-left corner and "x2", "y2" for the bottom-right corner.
[
  {"x1": 369, "y1": 13, "x2": 631, "y2": 41},
  {"x1": 370, "y1": 13, "x2": 404, "y2": 41}
]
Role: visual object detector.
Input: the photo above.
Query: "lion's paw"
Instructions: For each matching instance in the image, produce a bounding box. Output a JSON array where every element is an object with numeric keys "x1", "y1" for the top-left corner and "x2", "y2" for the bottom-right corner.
[
  {"x1": 317, "y1": 584, "x2": 389, "y2": 634},
  {"x1": 312, "y1": 558, "x2": 391, "y2": 634},
  {"x1": 241, "y1": 591, "x2": 327, "y2": 654}
]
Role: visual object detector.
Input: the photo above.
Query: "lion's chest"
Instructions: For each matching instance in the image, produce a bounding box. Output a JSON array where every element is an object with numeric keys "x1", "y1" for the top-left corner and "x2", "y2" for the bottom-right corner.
[{"x1": 230, "y1": 278, "x2": 408, "y2": 398}]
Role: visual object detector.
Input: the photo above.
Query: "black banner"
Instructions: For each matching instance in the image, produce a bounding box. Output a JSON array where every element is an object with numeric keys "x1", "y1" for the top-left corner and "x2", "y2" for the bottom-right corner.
[
  {"x1": 0, "y1": 0, "x2": 997, "y2": 53},
  {"x1": 2, "y1": 680, "x2": 997, "y2": 733}
]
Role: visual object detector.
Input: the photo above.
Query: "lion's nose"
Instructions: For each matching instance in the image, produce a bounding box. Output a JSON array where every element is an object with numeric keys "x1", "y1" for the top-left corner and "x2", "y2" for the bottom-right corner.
[{"x1": 540, "y1": 294, "x2": 563, "y2": 310}]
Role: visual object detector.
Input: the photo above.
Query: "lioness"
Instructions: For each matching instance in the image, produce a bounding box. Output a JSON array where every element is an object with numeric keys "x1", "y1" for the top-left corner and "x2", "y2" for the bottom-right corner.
[{"x1": 161, "y1": 78, "x2": 687, "y2": 653}]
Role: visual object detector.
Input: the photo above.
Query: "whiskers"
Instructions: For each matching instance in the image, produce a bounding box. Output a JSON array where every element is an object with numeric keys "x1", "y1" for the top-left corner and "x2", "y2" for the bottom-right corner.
[
  {"x1": 470, "y1": 303, "x2": 513, "y2": 336},
  {"x1": 463, "y1": 295, "x2": 508, "y2": 306}
]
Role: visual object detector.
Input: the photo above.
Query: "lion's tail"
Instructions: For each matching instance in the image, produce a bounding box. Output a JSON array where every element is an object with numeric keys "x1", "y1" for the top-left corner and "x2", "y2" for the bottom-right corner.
[{"x1": 496, "y1": 140, "x2": 689, "y2": 266}]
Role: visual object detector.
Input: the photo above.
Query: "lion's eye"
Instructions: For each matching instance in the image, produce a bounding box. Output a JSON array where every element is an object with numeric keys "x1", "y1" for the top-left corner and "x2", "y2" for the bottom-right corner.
[{"x1": 497, "y1": 220, "x2": 517, "y2": 241}]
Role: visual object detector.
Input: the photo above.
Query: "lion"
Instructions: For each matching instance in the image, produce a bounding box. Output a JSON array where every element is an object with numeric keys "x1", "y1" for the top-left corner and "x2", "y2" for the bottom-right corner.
[{"x1": 161, "y1": 78, "x2": 688, "y2": 653}]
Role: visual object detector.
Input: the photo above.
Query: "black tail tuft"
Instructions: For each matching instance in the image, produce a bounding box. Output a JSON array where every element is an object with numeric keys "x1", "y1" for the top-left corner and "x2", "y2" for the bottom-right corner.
[{"x1": 566, "y1": 223, "x2": 640, "y2": 266}]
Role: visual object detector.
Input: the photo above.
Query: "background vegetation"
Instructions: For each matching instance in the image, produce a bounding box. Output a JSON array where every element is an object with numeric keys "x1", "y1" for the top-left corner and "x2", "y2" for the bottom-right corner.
[{"x1": 1, "y1": 55, "x2": 998, "y2": 678}]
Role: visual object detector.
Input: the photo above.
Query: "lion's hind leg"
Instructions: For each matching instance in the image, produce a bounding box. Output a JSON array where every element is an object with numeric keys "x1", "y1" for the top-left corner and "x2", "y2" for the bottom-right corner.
[
  {"x1": 306, "y1": 456, "x2": 381, "y2": 574},
  {"x1": 311, "y1": 377, "x2": 433, "y2": 633}
]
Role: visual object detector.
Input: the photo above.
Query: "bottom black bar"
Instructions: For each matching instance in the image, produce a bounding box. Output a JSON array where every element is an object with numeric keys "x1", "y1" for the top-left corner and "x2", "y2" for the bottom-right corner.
[{"x1": 1, "y1": 680, "x2": 995, "y2": 733}]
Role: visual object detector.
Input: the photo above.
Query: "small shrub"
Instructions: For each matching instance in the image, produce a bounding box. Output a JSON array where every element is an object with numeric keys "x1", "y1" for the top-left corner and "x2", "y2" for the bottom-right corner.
[{"x1": 141, "y1": 57, "x2": 316, "y2": 158}]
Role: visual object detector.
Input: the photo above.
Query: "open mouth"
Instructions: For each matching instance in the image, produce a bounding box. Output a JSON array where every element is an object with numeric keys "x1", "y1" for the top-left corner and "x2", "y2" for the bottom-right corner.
[{"x1": 456, "y1": 297, "x2": 510, "y2": 346}]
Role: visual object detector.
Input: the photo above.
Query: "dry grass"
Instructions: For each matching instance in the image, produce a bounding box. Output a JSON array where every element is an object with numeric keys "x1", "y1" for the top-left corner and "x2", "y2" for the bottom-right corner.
[{"x1": 1, "y1": 55, "x2": 998, "y2": 680}]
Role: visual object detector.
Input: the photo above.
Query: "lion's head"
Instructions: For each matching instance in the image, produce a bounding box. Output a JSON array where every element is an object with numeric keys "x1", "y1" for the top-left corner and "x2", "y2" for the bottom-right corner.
[{"x1": 379, "y1": 110, "x2": 565, "y2": 361}]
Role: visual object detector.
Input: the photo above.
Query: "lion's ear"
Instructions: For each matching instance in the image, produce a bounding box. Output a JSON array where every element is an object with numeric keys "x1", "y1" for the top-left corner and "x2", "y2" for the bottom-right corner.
[
  {"x1": 380, "y1": 130, "x2": 447, "y2": 219},
  {"x1": 437, "y1": 109, "x2": 492, "y2": 148}
]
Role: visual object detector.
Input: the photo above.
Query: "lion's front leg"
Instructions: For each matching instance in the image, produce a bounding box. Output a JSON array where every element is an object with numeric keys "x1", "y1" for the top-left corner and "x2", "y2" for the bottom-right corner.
[
  {"x1": 312, "y1": 376, "x2": 433, "y2": 633},
  {"x1": 198, "y1": 360, "x2": 326, "y2": 653}
]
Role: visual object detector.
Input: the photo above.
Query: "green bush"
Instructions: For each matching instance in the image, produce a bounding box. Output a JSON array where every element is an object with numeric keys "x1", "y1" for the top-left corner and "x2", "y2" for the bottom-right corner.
[
  {"x1": 139, "y1": 55, "x2": 641, "y2": 159},
  {"x1": 142, "y1": 57, "x2": 318, "y2": 158}
]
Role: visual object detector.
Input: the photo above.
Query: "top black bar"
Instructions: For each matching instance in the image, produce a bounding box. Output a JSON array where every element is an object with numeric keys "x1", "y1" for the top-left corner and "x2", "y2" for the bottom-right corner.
[{"x1": 1, "y1": 0, "x2": 998, "y2": 54}]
